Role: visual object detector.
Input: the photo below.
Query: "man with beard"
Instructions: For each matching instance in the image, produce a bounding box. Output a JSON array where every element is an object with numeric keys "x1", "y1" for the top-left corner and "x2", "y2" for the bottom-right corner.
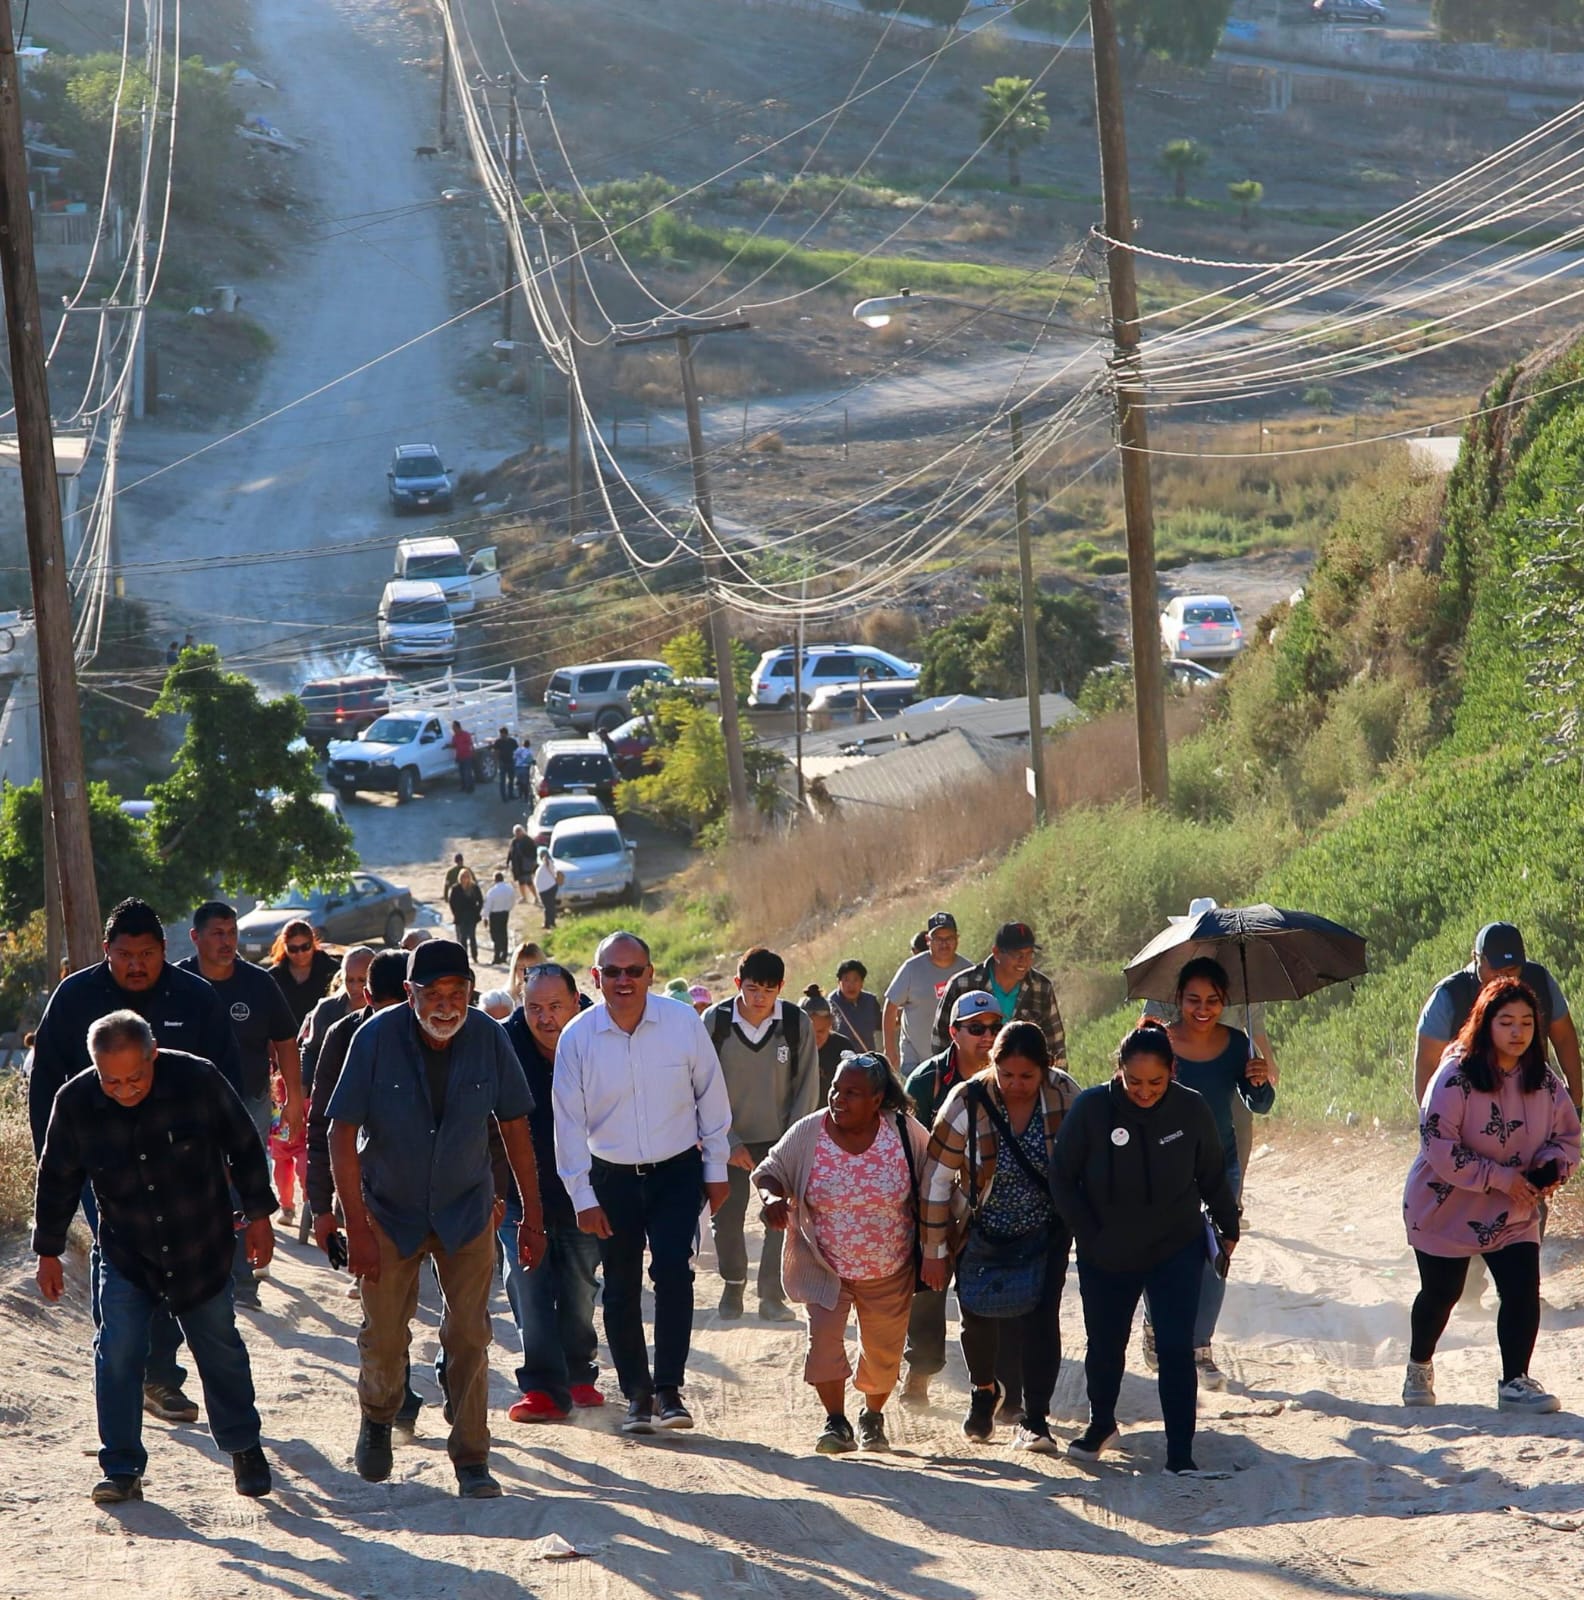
[{"x1": 328, "y1": 939, "x2": 546, "y2": 1498}]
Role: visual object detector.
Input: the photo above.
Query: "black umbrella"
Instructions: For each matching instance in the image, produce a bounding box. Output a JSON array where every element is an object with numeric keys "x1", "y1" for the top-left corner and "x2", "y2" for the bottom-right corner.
[{"x1": 1123, "y1": 902, "x2": 1368, "y2": 1008}]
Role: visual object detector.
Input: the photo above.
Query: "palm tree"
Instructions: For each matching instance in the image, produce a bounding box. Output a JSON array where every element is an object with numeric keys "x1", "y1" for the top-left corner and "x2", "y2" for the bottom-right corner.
[
  {"x1": 979, "y1": 77, "x2": 1050, "y2": 189},
  {"x1": 1159, "y1": 138, "x2": 1206, "y2": 203},
  {"x1": 1228, "y1": 178, "x2": 1264, "y2": 228}
]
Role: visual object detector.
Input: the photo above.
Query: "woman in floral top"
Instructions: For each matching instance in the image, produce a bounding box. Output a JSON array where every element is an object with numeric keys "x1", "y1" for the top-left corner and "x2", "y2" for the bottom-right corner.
[
  {"x1": 1403, "y1": 978, "x2": 1580, "y2": 1413},
  {"x1": 753, "y1": 1054, "x2": 930, "y2": 1456}
]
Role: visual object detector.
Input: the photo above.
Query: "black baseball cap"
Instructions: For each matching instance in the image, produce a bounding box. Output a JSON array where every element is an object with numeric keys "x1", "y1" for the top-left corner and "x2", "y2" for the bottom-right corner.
[
  {"x1": 1475, "y1": 922, "x2": 1525, "y2": 969},
  {"x1": 407, "y1": 938, "x2": 473, "y2": 985},
  {"x1": 993, "y1": 921, "x2": 1038, "y2": 952},
  {"x1": 926, "y1": 911, "x2": 957, "y2": 932}
]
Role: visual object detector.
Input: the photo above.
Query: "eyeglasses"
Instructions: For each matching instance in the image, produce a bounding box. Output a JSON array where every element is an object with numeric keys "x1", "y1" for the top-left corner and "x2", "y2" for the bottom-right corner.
[
  {"x1": 599, "y1": 963, "x2": 648, "y2": 980},
  {"x1": 286, "y1": 943, "x2": 313, "y2": 955},
  {"x1": 956, "y1": 1021, "x2": 999, "y2": 1036}
]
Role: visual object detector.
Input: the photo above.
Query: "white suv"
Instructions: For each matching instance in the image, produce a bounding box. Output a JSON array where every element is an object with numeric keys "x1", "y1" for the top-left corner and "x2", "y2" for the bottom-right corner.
[
  {"x1": 749, "y1": 645, "x2": 920, "y2": 708},
  {"x1": 393, "y1": 536, "x2": 501, "y2": 616}
]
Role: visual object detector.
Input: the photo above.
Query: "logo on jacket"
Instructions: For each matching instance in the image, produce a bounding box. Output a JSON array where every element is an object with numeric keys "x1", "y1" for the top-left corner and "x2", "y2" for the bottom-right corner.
[
  {"x1": 1158, "y1": 1129, "x2": 1184, "y2": 1146},
  {"x1": 777, "y1": 1045, "x2": 789, "y2": 1065},
  {"x1": 230, "y1": 1002, "x2": 252, "y2": 1023}
]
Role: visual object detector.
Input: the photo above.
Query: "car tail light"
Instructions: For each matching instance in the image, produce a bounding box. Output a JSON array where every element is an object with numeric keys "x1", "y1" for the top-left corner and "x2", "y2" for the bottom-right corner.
[
  {"x1": 538, "y1": 778, "x2": 549, "y2": 797},
  {"x1": 568, "y1": 697, "x2": 579, "y2": 711}
]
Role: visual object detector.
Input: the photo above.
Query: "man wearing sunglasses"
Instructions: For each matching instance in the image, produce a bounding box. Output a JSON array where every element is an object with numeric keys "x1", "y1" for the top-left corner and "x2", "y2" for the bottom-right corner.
[
  {"x1": 899, "y1": 990, "x2": 1020, "y2": 1410},
  {"x1": 552, "y1": 932, "x2": 733, "y2": 1436}
]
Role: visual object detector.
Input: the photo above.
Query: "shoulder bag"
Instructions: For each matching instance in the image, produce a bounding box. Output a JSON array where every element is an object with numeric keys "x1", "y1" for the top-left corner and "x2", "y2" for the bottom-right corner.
[
  {"x1": 894, "y1": 1110, "x2": 933, "y2": 1293},
  {"x1": 954, "y1": 1083, "x2": 1052, "y2": 1319}
]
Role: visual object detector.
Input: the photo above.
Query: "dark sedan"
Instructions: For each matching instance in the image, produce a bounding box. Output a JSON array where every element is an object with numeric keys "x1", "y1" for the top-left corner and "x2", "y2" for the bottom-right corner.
[
  {"x1": 236, "y1": 871, "x2": 415, "y2": 957},
  {"x1": 602, "y1": 715, "x2": 657, "y2": 780}
]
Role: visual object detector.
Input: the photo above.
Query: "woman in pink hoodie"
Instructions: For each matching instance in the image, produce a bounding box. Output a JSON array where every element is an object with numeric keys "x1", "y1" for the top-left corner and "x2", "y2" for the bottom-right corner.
[{"x1": 1402, "y1": 978, "x2": 1580, "y2": 1412}]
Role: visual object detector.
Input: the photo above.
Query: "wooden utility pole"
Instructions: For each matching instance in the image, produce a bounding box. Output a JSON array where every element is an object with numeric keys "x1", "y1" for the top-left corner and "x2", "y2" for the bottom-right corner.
[
  {"x1": 566, "y1": 255, "x2": 582, "y2": 533},
  {"x1": 502, "y1": 83, "x2": 520, "y2": 343},
  {"x1": 0, "y1": 4, "x2": 102, "y2": 966},
  {"x1": 438, "y1": 27, "x2": 451, "y2": 149},
  {"x1": 1010, "y1": 410, "x2": 1047, "y2": 828},
  {"x1": 614, "y1": 320, "x2": 753, "y2": 825},
  {"x1": 1089, "y1": 0, "x2": 1169, "y2": 807}
]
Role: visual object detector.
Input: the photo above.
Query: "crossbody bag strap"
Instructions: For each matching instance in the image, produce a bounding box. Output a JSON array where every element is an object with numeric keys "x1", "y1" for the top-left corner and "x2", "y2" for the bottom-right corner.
[{"x1": 977, "y1": 1082, "x2": 1051, "y2": 1191}]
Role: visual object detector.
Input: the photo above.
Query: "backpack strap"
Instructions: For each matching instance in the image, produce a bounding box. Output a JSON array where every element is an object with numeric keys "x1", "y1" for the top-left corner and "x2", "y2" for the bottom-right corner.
[
  {"x1": 708, "y1": 1004, "x2": 732, "y2": 1052},
  {"x1": 708, "y1": 1002, "x2": 803, "y2": 1061}
]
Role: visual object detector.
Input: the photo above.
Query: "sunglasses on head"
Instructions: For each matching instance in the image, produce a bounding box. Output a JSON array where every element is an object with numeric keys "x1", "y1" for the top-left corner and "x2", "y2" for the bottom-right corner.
[
  {"x1": 956, "y1": 1020, "x2": 999, "y2": 1036},
  {"x1": 599, "y1": 963, "x2": 648, "y2": 980},
  {"x1": 286, "y1": 942, "x2": 313, "y2": 955}
]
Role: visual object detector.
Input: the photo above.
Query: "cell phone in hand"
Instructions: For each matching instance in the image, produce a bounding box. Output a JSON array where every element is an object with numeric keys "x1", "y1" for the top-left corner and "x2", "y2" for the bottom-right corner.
[
  {"x1": 1526, "y1": 1159, "x2": 1560, "y2": 1190},
  {"x1": 326, "y1": 1231, "x2": 349, "y2": 1272}
]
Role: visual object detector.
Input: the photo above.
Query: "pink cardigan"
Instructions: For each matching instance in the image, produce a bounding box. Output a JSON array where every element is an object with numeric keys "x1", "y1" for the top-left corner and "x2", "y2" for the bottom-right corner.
[{"x1": 1403, "y1": 1048, "x2": 1580, "y2": 1258}]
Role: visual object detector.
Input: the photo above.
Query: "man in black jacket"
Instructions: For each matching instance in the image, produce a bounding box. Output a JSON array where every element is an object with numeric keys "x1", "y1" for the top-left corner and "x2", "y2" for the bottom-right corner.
[
  {"x1": 32, "y1": 1012, "x2": 277, "y2": 1505},
  {"x1": 28, "y1": 897, "x2": 244, "y2": 1425}
]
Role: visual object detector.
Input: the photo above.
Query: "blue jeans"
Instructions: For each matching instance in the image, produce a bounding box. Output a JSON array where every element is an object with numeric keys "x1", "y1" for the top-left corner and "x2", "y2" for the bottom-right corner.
[
  {"x1": 1193, "y1": 1159, "x2": 1242, "y2": 1348},
  {"x1": 1078, "y1": 1236, "x2": 1204, "y2": 1466},
  {"x1": 96, "y1": 1255, "x2": 260, "y2": 1477},
  {"x1": 233, "y1": 1094, "x2": 272, "y2": 1291},
  {"x1": 82, "y1": 1185, "x2": 186, "y2": 1391},
  {"x1": 499, "y1": 1205, "x2": 601, "y2": 1408}
]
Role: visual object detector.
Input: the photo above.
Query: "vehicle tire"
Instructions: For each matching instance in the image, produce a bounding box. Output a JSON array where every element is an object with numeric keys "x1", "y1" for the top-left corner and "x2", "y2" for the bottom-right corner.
[
  {"x1": 595, "y1": 707, "x2": 623, "y2": 734},
  {"x1": 396, "y1": 767, "x2": 418, "y2": 804},
  {"x1": 623, "y1": 878, "x2": 642, "y2": 907},
  {"x1": 334, "y1": 783, "x2": 358, "y2": 804},
  {"x1": 477, "y1": 750, "x2": 496, "y2": 782},
  {"x1": 383, "y1": 912, "x2": 405, "y2": 948}
]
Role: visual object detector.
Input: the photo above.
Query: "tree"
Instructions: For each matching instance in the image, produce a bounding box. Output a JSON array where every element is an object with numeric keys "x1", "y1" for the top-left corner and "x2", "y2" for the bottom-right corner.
[
  {"x1": 1159, "y1": 137, "x2": 1206, "y2": 203},
  {"x1": 145, "y1": 647, "x2": 357, "y2": 898},
  {"x1": 1228, "y1": 178, "x2": 1264, "y2": 229},
  {"x1": 979, "y1": 78, "x2": 1050, "y2": 189},
  {"x1": 1025, "y1": 0, "x2": 1233, "y2": 69},
  {"x1": 1432, "y1": 0, "x2": 1584, "y2": 44},
  {"x1": 917, "y1": 586, "x2": 1114, "y2": 700}
]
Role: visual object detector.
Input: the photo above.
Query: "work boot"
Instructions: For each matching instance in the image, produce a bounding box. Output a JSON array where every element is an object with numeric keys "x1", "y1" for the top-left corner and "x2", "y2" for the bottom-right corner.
[
  {"x1": 355, "y1": 1419, "x2": 393, "y2": 1482},
  {"x1": 900, "y1": 1369, "x2": 931, "y2": 1407},
  {"x1": 717, "y1": 1283, "x2": 745, "y2": 1321},
  {"x1": 232, "y1": 1446, "x2": 273, "y2": 1498}
]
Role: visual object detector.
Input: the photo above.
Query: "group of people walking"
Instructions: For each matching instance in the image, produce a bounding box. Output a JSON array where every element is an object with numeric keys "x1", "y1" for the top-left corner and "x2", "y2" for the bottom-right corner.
[{"x1": 23, "y1": 887, "x2": 1584, "y2": 1507}]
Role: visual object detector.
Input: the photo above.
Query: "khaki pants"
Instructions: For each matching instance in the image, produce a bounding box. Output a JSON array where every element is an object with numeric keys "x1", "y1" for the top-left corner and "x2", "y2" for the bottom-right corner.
[
  {"x1": 804, "y1": 1263, "x2": 915, "y2": 1398},
  {"x1": 358, "y1": 1217, "x2": 496, "y2": 1467}
]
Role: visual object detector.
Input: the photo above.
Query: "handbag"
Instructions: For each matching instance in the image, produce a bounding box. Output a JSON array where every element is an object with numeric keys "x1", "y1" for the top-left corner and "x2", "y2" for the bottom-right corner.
[{"x1": 953, "y1": 1084, "x2": 1052, "y2": 1319}]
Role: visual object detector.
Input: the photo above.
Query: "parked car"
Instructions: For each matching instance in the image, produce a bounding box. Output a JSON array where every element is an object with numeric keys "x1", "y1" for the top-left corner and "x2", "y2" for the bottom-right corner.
[
  {"x1": 393, "y1": 535, "x2": 500, "y2": 616},
  {"x1": 299, "y1": 673, "x2": 396, "y2": 746},
  {"x1": 535, "y1": 737, "x2": 619, "y2": 809},
  {"x1": 527, "y1": 793, "x2": 607, "y2": 848},
  {"x1": 804, "y1": 679, "x2": 919, "y2": 729},
  {"x1": 544, "y1": 658, "x2": 675, "y2": 732},
  {"x1": 548, "y1": 815, "x2": 639, "y2": 908},
  {"x1": 1310, "y1": 0, "x2": 1386, "y2": 20},
  {"x1": 387, "y1": 442, "x2": 453, "y2": 513},
  {"x1": 1159, "y1": 595, "x2": 1246, "y2": 664},
  {"x1": 1167, "y1": 658, "x2": 1223, "y2": 689},
  {"x1": 236, "y1": 871, "x2": 414, "y2": 956},
  {"x1": 378, "y1": 579, "x2": 457, "y2": 664},
  {"x1": 749, "y1": 645, "x2": 920, "y2": 708},
  {"x1": 602, "y1": 714, "x2": 658, "y2": 780}
]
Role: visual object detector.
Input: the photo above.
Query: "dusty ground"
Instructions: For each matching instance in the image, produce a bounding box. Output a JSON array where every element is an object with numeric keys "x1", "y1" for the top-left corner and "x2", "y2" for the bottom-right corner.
[{"x1": 6, "y1": 1129, "x2": 1584, "y2": 1597}]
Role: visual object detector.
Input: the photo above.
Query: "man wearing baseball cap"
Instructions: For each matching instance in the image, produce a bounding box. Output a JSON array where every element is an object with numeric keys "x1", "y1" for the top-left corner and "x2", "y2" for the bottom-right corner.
[
  {"x1": 327, "y1": 938, "x2": 548, "y2": 1499},
  {"x1": 1415, "y1": 923, "x2": 1581, "y2": 1105},
  {"x1": 898, "y1": 990, "x2": 1020, "y2": 1410},
  {"x1": 930, "y1": 921, "x2": 1067, "y2": 1070},
  {"x1": 882, "y1": 911, "x2": 972, "y2": 1077}
]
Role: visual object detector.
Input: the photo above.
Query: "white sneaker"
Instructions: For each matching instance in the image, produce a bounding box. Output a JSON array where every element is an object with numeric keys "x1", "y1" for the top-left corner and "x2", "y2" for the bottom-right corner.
[
  {"x1": 1141, "y1": 1322, "x2": 1158, "y2": 1372},
  {"x1": 1402, "y1": 1359, "x2": 1436, "y2": 1407},
  {"x1": 1497, "y1": 1373, "x2": 1560, "y2": 1413},
  {"x1": 1194, "y1": 1347, "x2": 1225, "y2": 1391}
]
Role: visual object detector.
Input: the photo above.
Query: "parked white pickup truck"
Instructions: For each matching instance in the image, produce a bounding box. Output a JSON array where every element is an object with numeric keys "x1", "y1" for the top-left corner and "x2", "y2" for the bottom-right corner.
[{"x1": 325, "y1": 669, "x2": 518, "y2": 803}]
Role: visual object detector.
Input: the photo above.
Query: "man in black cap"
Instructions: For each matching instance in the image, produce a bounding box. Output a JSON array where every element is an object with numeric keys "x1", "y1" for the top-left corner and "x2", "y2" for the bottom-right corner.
[
  {"x1": 931, "y1": 921, "x2": 1067, "y2": 1068},
  {"x1": 882, "y1": 910, "x2": 972, "y2": 1076},
  {"x1": 1414, "y1": 922, "x2": 1581, "y2": 1105},
  {"x1": 327, "y1": 938, "x2": 546, "y2": 1499}
]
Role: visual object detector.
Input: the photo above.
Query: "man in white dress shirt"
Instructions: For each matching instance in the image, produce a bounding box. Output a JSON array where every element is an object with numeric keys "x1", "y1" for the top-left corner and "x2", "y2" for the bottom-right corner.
[{"x1": 553, "y1": 931, "x2": 732, "y2": 1435}]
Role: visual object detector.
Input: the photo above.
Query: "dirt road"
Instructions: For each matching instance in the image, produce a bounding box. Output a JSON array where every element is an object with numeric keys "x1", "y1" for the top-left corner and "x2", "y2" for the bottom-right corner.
[{"x1": 6, "y1": 1130, "x2": 1584, "y2": 1598}]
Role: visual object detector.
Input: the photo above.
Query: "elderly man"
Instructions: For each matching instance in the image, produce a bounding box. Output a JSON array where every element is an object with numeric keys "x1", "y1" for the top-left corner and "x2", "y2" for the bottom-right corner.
[
  {"x1": 932, "y1": 921, "x2": 1067, "y2": 1069},
  {"x1": 328, "y1": 939, "x2": 546, "y2": 1499},
  {"x1": 32, "y1": 1012, "x2": 276, "y2": 1505},
  {"x1": 882, "y1": 911, "x2": 972, "y2": 1075},
  {"x1": 553, "y1": 932, "x2": 732, "y2": 1435}
]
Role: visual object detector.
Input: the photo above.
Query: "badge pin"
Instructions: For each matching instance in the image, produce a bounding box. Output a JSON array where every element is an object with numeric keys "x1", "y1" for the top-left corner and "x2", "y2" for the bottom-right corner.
[{"x1": 1110, "y1": 1127, "x2": 1130, "y2": 1147}]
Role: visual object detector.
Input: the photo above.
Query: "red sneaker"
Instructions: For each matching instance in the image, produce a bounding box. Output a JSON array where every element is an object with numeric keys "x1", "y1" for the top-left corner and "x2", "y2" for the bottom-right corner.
[
  {"x1": 508, "y1": 1391, "x2": 568, "y2": 1423},
  {"x1": 569, "y1": 1384, "x2": 605, "y2": 1409}
]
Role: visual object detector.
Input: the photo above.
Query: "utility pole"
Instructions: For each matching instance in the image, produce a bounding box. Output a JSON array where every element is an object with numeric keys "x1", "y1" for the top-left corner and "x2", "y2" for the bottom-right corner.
[
  {"x1": 566, "y1": 250, "x2": 582, "y2": 533},
  {"x1": 1010, "y1": 410, "x2": 1047, "y2": 828},
  {"x1": 438, "y1": 27, "x2": 450, "y2": 149},
  {"x1": 501, "y1": 82, "x2": 520, "y2": 343},
  {"x1": 0, "y1": 2, "x2": 103, "y2": 966},
  {"x1": 1089, "y1": 0, "x2": 1168, "y2": 807},
  {"x1": 130, "y1": 7, "x2": 152, "y2": 421},
  {"x1": 614, "y1": 320, "x2": 753, "y2": 825}
]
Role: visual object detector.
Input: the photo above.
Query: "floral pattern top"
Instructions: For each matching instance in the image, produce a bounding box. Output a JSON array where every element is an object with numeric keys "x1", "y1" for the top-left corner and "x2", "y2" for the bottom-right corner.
[
  {"x1": 804, "y1": 1118, "x2": 914, "y2": 1282},
  {"x1": 1403, "y1": 1046, "x2": 1581, "y2": 1257}
]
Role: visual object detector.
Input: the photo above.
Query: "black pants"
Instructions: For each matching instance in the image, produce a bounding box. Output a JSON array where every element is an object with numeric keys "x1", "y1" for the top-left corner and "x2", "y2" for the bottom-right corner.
[
  {"x1": 498, "y1": 763, "x2": 514, "y2": 801},
  {"x1": 959, "y1": 1235, "x2": 1069, "y2": 1424},
  {"x1": 540, "y1": 887, "x2": 559, "y2": 930},
  {"x1": 1411, "y1": 1242, "x2": 1540, "y2": 1381},
  {"x1": 1078, "y1": 1237, "x2": 1203, "y2": 1468},
  {"x1": 709, "y1": 1142, "x2": 783, "y2": 1299},
  {"x1": 904, "y1": 1286, "x2": 1024, "y2": 1397},
  {"x1": 591, "y1": 1149, "x2": 702, "y2": 1399},
  {"x1": 454, "y1": 916, "x2": 479, "y2": 960},
  {"x1": 488, "y1": 911, "x2": 511, "y2": 965}
]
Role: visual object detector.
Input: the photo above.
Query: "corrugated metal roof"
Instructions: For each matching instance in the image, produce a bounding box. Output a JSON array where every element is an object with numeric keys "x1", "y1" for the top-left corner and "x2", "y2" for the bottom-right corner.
[
  {"x1": 781, "y1": 691, "x2": 1080, "y2": 763},
  {"x1": 810, "y1": 728, "x2": 1016, "y2": 815}
]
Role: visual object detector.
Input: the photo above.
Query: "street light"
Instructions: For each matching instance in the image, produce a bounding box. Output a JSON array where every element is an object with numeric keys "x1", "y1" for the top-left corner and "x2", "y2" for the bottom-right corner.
[{"x1": 852, "y1": 286, "x2": 1164, "y2": 823}]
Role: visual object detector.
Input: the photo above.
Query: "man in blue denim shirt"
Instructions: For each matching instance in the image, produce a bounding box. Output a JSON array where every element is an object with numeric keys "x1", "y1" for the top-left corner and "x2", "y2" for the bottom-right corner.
[{"x1": 328, "y1": 939, "x2": 546, "y2": 1499}]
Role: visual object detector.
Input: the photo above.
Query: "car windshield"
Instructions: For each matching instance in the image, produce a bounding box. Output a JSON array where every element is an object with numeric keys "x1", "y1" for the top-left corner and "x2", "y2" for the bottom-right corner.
[
  {"x1": 543, "y1": 798, "x2": 600, "y2": 824},
  {"x1": 389, "y1": 599, "x2": 451, "y2": 625},
  {"x1": 395, "y1": 454, "x2": 444, "y2": 478},
  {"x1": 362, "y1": 716, "x2": 422, "y2": 743},
  {"x1": 254, "y1": 881, "x2": 325, "y2": 912},
  {"x1": 556, "y1": 830, "x2": 623, "y2": 860},
  {"x1": 549, "y1": 755, "x2": 613, "y2": 782},
  {"x1": 404, "y1": 551, "x2": 467, "y2": 579},
  {"x1": 1183, "y1": 604, "x2": 1236, "y2": 625}
]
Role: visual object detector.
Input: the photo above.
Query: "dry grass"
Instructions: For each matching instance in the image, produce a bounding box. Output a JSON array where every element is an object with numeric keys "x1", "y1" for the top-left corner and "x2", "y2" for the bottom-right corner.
[{"x1": 0, "y1": 1077, "x2": 34, "y2": 1234}]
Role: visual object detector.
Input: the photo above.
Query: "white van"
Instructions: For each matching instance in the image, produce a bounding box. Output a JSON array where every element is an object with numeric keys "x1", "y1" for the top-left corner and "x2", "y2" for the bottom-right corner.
[
  {"x1": 393, "y1": 535, "x2": 501, "y2": 616},
  {"x1": 378, "y1": 579, "x2": 457, "y2": 664}
]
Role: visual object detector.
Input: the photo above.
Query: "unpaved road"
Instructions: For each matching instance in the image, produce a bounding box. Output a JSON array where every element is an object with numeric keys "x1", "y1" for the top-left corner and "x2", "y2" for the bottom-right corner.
[{"x1": 6, "y1": 1131, "x2": 1584, "y2": 1598}]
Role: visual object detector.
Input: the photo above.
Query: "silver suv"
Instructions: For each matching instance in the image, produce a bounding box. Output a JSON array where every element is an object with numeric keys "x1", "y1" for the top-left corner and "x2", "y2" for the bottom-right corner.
[{"x1": 544, "y1": 658, "x2": 674, "y2": 732}]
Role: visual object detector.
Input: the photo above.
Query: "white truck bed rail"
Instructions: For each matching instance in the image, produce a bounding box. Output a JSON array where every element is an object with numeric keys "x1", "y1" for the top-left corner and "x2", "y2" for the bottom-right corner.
[{"x1": 386, "y1": 668, "x2": 519, "y2": 730}]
